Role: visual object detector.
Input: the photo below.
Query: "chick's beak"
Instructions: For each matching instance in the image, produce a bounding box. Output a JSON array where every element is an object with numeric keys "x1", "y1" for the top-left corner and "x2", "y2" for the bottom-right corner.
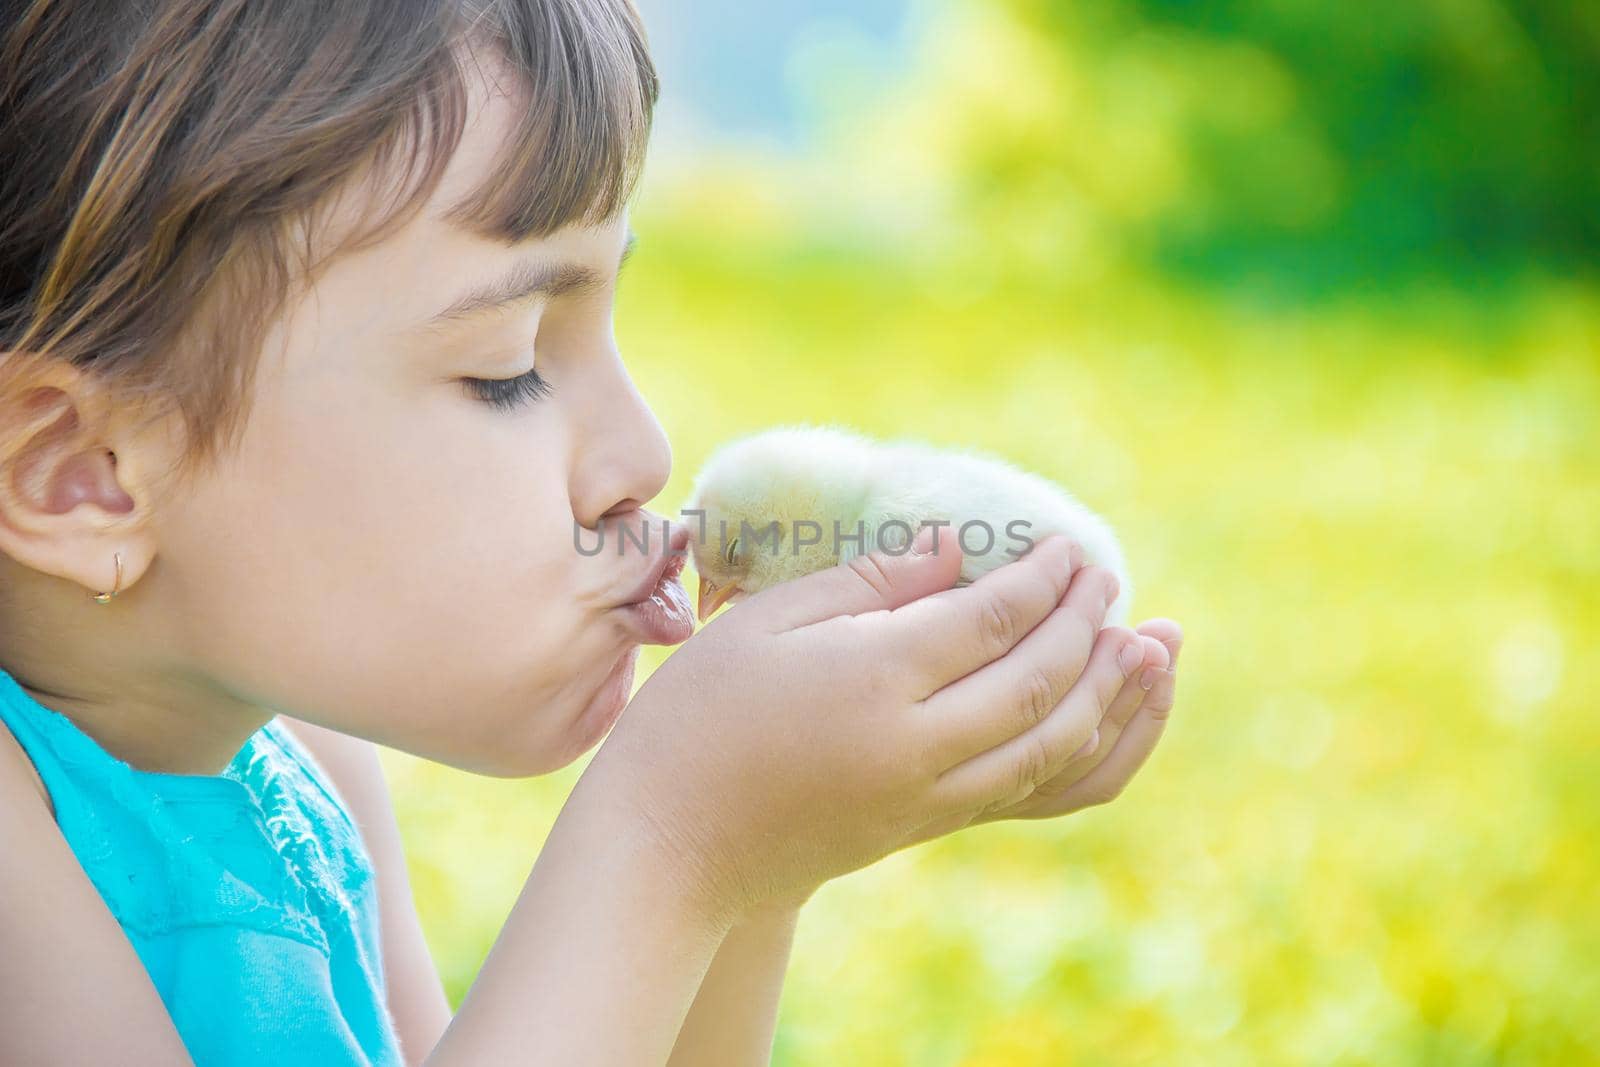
[{"x1": 697, "y1": 576, "x2": 740, "y2": 622}]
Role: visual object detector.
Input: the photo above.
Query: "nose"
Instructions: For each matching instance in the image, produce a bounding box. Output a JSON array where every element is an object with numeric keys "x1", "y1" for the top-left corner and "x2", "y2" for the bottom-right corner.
[{"x1": 569, "y1": 350, "x2": 672, "y2": 529}]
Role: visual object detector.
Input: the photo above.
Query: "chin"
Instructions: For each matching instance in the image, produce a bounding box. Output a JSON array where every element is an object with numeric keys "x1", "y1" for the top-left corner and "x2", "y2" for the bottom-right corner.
[
  {"x1": 440, "y1": 647, "x2": 640, "y2": 778},
  {"x1": 549, "y1": 646, "x2": 639, "y2": 770}
]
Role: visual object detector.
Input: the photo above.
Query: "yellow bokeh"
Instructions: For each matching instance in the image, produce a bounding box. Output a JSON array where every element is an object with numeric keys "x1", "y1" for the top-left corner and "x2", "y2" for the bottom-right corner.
[{"x1": 384, "y1": 2, "x2": 1600, "y2": 1062}]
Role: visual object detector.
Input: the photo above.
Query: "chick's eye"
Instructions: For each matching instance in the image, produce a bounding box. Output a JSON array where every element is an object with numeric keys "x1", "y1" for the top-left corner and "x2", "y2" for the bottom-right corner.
[
  {"x1": 725, "y1": 537, "x2": 740, "y2": 566},
  {"x1": 463, "y1": 365, "x2": 553, "y2": 412}
]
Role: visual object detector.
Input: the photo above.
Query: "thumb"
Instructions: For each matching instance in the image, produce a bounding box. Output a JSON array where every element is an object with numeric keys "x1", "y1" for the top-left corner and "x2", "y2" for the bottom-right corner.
[{"x1": 746, "y1": 523, "x2": 964, "y2": 631}]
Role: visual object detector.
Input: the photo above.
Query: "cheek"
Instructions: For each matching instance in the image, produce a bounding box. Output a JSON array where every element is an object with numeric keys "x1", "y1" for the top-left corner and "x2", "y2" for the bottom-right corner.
[{"x1": 157, "y1": 368, "x2": 613, "y2": 758}]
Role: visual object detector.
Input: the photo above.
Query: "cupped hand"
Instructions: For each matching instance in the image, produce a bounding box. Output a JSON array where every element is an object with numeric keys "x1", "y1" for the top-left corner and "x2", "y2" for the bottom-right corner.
[
  {"x1": 920, "y1": 617, "x2": 1183, "y2": 839},
  {"x1": 579, "y1": 527, "x2": 1148, "y2": 927}
]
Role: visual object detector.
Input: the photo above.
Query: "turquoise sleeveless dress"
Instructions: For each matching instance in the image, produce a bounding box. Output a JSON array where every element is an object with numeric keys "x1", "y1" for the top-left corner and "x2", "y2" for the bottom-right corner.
[{"x1": 0, "y1": 666, "x2": 406, "y2": 1066}]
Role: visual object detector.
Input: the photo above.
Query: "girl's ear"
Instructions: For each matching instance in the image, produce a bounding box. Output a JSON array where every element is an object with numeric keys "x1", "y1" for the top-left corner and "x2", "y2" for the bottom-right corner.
[{"x1": 0, "y1": 356, "x2": 162, "y2": 602}]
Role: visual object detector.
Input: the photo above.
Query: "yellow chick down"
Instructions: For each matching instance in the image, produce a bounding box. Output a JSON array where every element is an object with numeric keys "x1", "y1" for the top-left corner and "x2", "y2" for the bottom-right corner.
[{"x1": 683, "y1": 425, "x2": 1132, "y2": 625}]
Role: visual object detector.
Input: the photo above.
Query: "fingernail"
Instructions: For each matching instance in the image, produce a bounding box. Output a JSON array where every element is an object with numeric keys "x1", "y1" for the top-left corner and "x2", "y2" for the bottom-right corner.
[
  {"x1": 1068, "y1": 542, "x2": 1084, "y2": 572},
  {"x1": 1119, "y1": 641, "x2": 1142, "y2": 676},
  {"x1": 911, "y1": 524, "x2": 938, "y2": 555},
  {"x1": 1139, "y1": 667, "x2": 1158, "y2": 691},
  {"x1": 1103, "y1": 574, "x2": 1121, "y2": 609}
]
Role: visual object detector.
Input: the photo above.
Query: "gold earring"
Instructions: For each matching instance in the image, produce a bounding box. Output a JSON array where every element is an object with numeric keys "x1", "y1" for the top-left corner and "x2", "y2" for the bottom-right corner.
[{"x1": 91, "y1": 552, "x2": 123, "y2": 603}]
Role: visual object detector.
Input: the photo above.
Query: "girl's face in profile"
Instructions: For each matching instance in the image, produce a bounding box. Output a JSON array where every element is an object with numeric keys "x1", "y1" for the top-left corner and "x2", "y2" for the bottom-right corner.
[{"x1": 151, "y1": 68, "x2": 686, "y2": 776}]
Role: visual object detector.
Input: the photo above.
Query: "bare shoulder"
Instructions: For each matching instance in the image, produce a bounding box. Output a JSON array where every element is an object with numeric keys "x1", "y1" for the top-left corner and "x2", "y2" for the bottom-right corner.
[
  {"x1": 273, "y1": 715, "x2": 392, "y2": 823},
  {"x1": 274, "y1": 714, "x2": 375, "y2": 764},
  {"x1": 0, "y1": 705, "x2": 194, "y2": 1063},
  {"x1": 275, "y1": 716, "x2": 378, "y2": 778},
  {"x1": 0, "y1": 714, "x2": 51, "y2": 815}
]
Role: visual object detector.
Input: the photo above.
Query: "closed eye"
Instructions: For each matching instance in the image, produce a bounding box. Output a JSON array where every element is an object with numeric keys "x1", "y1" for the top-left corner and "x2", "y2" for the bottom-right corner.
[{"x1": 463, "y1": 366, "x2": 553, "y2": 411}]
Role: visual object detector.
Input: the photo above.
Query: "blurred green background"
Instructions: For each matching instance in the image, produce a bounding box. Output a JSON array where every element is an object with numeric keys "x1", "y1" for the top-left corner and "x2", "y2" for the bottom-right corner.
[{"x1": 382, "y1": 1, "x2": 1599, "y2": 1063}]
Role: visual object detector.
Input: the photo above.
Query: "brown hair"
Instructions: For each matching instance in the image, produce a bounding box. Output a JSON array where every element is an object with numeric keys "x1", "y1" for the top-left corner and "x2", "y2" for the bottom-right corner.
[{"x1": 0, "y1": 0, "x2": 658, "y2": 487}]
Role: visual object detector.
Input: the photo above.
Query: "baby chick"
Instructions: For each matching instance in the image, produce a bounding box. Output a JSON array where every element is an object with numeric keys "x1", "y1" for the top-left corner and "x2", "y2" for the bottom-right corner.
[{"x1": 684, "y1": 425, "x2": 1132, "y2": 625}]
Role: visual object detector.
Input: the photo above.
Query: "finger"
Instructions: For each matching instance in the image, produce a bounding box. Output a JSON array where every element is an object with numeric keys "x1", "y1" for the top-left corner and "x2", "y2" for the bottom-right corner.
[
  {"x1": 967, "y1": 632, "x2": 1165, "y2": 826},
  {"x1": 1095, "y1": 634, "x2": 1170, "y2": 744},
  {"x1": 972, "y1": 633, "x2": 1164, "y2": 825},
  {"x1": 911, "y1": 627, "x2": 1173, "y2": 838},
  {"x1": 1069, "y1": 619, "x2": 1179, "y2": 766},
  {"x1": 926, "y1": 624, "x2": 1143, "y2": 816},
  {"x1": 1135, "y1": 617, "x2": 1184, "y2": 671},
  {"x1": 886, "y1": 536, "x2": 1088, "y2": 694},
  {"x1": 1018, "y1": 629, "x2": 1181, "y2": 816},
  {"x1": 1035, "y1": 633, "x2": 1167, "y2": 787},
  {"x1": 915, "y1": 559, "x2": 1118, "y2": 768},
  {"x1": 1032, "y1": 670, "x2": 1176, "y2": 812},
  {"x1": 748, "y1": 523, "x2": 963, "y2": 631}
]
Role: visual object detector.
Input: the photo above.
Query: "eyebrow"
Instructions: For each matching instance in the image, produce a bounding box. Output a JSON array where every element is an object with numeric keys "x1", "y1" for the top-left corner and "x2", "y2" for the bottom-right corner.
[{"x1": 421, "y1": 230, "x2": 638, "y2": 328}]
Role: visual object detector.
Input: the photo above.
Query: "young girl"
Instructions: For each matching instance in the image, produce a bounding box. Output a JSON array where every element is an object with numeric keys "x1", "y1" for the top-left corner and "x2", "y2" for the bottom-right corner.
[{"x1": 0, "y1": 2, "x2": 1184, "y2": 1064}]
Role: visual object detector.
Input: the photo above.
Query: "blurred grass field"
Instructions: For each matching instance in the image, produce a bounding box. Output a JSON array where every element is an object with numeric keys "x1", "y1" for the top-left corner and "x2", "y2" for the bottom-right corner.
[{"x1": 382, "y1": 3, "x2": 1599, "y2": 1063}]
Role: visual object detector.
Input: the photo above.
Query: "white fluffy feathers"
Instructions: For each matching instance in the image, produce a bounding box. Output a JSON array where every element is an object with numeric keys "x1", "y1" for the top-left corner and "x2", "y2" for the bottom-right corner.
[{"x1": 684, "y1": 425, "x2": 1132, "y2": 624}]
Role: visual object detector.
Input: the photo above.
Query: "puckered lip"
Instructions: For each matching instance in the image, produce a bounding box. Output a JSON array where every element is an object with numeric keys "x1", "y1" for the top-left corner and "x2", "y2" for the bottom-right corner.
[{"x1": 614, "y1": 519, "x2": 692, "y2": 607}]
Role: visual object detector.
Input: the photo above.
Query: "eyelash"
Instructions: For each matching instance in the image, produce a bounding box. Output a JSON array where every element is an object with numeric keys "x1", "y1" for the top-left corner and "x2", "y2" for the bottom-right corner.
[{"x1": 463, "y1": 366, "x2": 554, "y2": 411}]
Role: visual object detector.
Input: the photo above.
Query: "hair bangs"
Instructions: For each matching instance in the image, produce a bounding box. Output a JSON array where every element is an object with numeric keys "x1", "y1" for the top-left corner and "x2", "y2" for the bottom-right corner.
[{"x1": 443, "y1": 0, "x2": 659, "y2": 242}]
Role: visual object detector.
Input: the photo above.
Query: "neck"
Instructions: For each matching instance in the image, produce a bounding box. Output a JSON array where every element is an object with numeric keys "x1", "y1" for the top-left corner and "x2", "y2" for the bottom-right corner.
[
  {"x1": 8, "y1": 668, "x2": 272, "y2": 778},
  {"x1": 0, "y1": 564, "x2": 275, "y2": 778}
]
